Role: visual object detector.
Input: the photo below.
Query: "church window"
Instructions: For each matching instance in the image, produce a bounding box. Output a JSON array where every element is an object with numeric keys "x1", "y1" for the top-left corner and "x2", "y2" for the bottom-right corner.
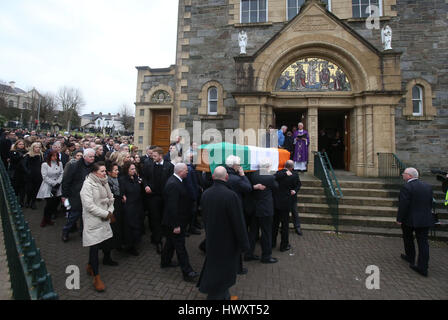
[
  {"x1": 352, "y1": 0, "x2": 382, "y2": 18},
  {"x1": 412, "y1": 85, "x2": 423, "y2": 116},
  {"x1": 8, "y1": 100, "x2": 14, "y2": 108},
  {"x1": 208, "y1": 87, "x2": 218, "y2": 115},
  {"x1": 241, "y1": 0, "x2": 267, "y2": 23},
  {"x1": 287, "y1": 0, "x2": 331, "y2": 20}
]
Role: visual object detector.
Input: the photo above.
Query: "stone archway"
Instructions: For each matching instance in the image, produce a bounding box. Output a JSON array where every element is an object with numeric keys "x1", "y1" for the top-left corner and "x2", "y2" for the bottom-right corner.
[{"x1": 233, "y1": 0, "x2": 402, "y2": 176}]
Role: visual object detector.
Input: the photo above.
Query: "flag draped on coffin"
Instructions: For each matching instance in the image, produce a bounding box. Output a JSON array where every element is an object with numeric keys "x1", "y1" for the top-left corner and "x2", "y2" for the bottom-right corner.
[{"x1": 196, "y1": 142, "x2": 290, "y2": 173}]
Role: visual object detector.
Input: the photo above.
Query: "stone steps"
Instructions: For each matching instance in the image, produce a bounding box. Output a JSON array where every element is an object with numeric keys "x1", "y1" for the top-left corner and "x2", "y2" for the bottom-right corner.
[
  {"x1": 297, "y1": 176, "x2": 448, "y2": 240},
  {"x1": 294, "y1": 223, "x2": 448, "y2": 241}
]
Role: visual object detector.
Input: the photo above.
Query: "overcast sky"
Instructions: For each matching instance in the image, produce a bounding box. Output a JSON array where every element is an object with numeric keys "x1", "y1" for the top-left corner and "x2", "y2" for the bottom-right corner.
[{"x1": 0, "y1": 0, "x2": 179, "y2": 115}]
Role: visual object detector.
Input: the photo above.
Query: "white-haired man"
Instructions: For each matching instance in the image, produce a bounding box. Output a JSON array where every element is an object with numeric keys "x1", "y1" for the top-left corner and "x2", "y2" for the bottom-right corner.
[
  {"x1": 161, "y1": 163, "x2": 199, "y2": 282},
  {"x1": 278, "y1": 125, "x2": 287, "y2": 148},
  {"x1": 397, "y1": 167, "x2": 434, "y2": 277},
  {"x1": 61, "y1": 148, "x2": 96, "y2": 242}
]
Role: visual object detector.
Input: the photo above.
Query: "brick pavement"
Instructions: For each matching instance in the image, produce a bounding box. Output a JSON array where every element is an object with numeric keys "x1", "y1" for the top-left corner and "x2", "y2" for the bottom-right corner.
[{"x1": 21, "y1": 201, "x2": 448, "y2": 300}]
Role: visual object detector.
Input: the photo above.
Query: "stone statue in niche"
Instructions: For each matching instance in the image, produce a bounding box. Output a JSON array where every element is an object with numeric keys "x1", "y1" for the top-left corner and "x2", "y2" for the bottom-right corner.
[
  {"x1": 381, "y1": 25, "x2": 392, "y2": 50},
  {"x1": 238, "y1": 30, "x2": 248, "y2": 55}
]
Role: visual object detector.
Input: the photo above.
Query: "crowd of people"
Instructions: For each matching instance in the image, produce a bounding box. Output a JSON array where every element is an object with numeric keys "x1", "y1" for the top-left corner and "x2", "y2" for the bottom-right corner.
[{"x1": 0, "y1": 127, "x2": 305, "y2": 299}]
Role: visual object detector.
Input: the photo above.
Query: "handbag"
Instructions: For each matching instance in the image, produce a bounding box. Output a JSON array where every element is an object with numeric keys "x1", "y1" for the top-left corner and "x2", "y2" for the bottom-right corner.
[{"x1": 50, "y1": 183, "x2": 60, "y2": 197}]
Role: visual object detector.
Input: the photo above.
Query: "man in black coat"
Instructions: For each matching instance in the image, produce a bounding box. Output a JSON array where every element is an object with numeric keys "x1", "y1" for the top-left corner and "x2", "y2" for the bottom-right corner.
[
  {"x1": 273, "y1": 160, "x2": 300, "y2": 252},
  {"x1": 247, "y1": 159, "x2": 279, "y2": 263},
  {"x1": 397, "y1": 167, "x2": 434, "y2": 277},
  {"x1": 225, "y1": 155, "x2": 252, "y2": 274},
  {"x1": 198, "y1": 166, "x2": 250, "y2": 300},
  {"x1": 161, "y1": 163, "x2": 199, "y2": 282},
  {"x1": 0, "y1": 129, "x2": 12, "y2": 167},
  {"x1": 61, "y1": 148, "x2": 95, "y2": 242},
  {"x1": 143, "y1": 147, "x2": 174, "y2": 253}
]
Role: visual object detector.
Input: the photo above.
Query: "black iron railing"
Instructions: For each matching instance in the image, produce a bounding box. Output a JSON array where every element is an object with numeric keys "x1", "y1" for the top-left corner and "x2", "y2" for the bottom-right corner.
[
  {"x1": 0, "y1": 160, "x2": 58, "y2": 300},
  {"x1": 377, "y1": 153, "x2": 407, "y2": 181},
  {"x1": 313, "y1": 151, "x2": 343, "y2": 234}
]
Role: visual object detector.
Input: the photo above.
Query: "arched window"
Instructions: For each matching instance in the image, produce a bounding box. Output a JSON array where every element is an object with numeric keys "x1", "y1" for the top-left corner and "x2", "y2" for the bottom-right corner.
[
  {"x1": 8, "y1": 100, "x2": 14, "y2": 108},
  {"x1": 208, "y1": 87, "x2": 218, "y2": 115},
  {"x1": 287, "y1": 0, "x2": 331, "y2": 20},
  {"x1": 412, "y1": 85, "x2": 423, "y2": 116}
]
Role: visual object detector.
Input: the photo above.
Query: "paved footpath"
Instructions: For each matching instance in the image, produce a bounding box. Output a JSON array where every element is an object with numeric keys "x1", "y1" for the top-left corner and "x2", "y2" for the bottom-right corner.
[{"x1": 13, "y1": 201, "x2": 448, "y2": 300}]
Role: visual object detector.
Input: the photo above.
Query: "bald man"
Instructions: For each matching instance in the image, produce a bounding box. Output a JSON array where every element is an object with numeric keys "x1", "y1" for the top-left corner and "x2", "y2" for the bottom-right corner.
[
  {"x1": 198, "y1": 166, "x2": 250, "y2": 300},
  {"x1": 397, "y1": 167, "x2": 434, "y2": 277},
  {"x1": 162, "y1": 163, "x2": 199, "y2": 282}
]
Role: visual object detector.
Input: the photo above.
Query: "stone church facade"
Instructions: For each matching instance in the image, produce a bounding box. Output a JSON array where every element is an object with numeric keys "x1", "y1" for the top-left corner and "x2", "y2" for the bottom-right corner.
[{"x1": 134, "y1": 0, "x2": 447, "y2": 176}]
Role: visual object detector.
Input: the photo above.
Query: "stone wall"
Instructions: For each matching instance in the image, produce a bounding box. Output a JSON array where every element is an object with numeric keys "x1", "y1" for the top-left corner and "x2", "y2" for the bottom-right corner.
[{"x1": 392, "y1": 0, "x2": 447, "y2": 173}]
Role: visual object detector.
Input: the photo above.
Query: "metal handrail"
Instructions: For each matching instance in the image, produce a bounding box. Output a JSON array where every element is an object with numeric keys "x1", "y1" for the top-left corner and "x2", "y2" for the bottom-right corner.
[
  {"x1": 377, "y1": 152, "x2": 407, "y2": 178},
  {"x1": 0, "y1": 160, "x2": 58, "y2": 300},
  {"x1": 313, "y1": 151, "x2": 342, "y2": 234},
  {"x1": 322, "y1": 152, "x2": 343, "y2": 198}
]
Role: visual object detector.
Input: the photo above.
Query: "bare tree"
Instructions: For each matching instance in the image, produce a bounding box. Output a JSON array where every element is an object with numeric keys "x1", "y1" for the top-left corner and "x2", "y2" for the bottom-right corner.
[
  {"x1": 56, "y1": 86, "x2": 85, "y2": 131},
  {"x1": 120, "y1": 104, "x2": 135, "y2": 132},
  {"x1": 39, "y1": 93, "x2": 57, "y2": 125}
]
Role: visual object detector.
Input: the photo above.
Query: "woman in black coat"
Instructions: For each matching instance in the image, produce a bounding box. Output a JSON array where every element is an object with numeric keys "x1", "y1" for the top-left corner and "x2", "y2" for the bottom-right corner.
[
  {"x1": 107, "y1": 162, "x2": 124, "y2": 252},
  {"x1": 22, "y1": 142, "x2": 44, "y2": 209},
  {"x1": 9, "y1": 139, "x2": 27, "y2": 205},
  {"x1": 119, "y1": 162, "x2": 144, "y2": 256}
]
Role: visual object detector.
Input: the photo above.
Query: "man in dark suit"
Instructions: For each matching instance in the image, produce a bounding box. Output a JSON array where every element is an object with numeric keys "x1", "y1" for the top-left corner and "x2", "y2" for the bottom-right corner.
[
  {"x1": 143, "y1": 147, "x2": 174, "y2": 253},
  {"x1": 273, "y1": 160, "x2": 300, "y2": 252},
  {"x1": 198, "y1": 166, "x2": 250, "y2": 300},
  {"x1": 45, "y1": 141, "x2": 69, "y2": 167},
  {"x1": 247, "y1": 159, "x2": 279, "y2": 263},
  {"x1": 103, "y1": 138, "x2": 115, "y2": 156},
  {"x1": 397, "y1": 167, "x2": 434, "y2": 277},
  {"x1": 142, "y1": 145, "x2": 155, "y2": 164},
  {"x1": 161, "y1": 163, "x2": 199, "y2": 282}
]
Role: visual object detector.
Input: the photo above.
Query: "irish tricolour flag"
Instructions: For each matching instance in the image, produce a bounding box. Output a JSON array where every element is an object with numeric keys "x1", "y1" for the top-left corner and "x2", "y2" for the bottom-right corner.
[{"x1": 197, "y1": 142, "x2": 291, "y2": 173}]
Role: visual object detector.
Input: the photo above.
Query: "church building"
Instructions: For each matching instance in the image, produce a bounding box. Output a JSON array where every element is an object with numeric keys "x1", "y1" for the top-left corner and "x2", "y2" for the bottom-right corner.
[{"x1": 134, "y1": 0, "x2": 447, "y2": 176}]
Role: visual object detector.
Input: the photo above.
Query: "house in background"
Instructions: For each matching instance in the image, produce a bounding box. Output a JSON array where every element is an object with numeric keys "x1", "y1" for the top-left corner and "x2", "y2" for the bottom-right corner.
[
  {"x1": 0, "y1": 81, "x2": 42, "y2": 111},
  {"x1": 80, "y1": 112, "x2": 125, "y2": 132}
]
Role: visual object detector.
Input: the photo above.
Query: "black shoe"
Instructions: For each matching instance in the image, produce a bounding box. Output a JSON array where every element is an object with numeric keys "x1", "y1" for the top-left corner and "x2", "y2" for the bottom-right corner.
[
  {"x1": 261, "y1": 257, "x2": 278, "y2": 264},
  {"x1": 194, "y1": 223, "x2": 203, "y2": 230},
  {"x1": 295, "y1": 227, "x2": 302, "y2": 236},
  {"x1": 237, "y1": 267, "x2": 248, "y2": 275},
  {"x1": 244, "y1": 254, "x2": 260, "y2": 261},
  {"x1": 188, "y1": 228, "x2": 201, "y2": 235},
  {"x1": 103, "y1": 258, "x2": 119, "y2": 266},
  {"x1": 280, "y1": 245, "x2": 291, "y2": 252},
  {"x1": 61, "y1": 233, "x2": 69, "y2": 242},
  {"x1": 183, "y1": 271, "x2": 199, "y2": 282},
  {"x1": 156, "y1": 243, "x2": 162, "y2": 255},
  {"x1": 161, "y1": 262, "x2": 179, "y2": 269},
  {"x1": 400, "y1": 254, "x2": 413, "y2": 264},
  {"x1": 185, "y1": 232, "x2": 190, "y2": 237},
  {"x1": 127, "y1": 247, "x2": 139, "y2": 256},
  {"x1": 410, "y1": 265, "x2": 428, "y2": 277}
]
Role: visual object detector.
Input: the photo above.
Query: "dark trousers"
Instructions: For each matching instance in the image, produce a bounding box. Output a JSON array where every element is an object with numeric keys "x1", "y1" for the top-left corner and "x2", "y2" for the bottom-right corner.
[
  {"x1": 290, "y1": 196, "x2": 300, "y2": 228},
  {"x1": 63, "y1": 210, "x2": 83, "y2": 235},
  {"x1": 273, "y1": 209, "x2": 289, "y2": 249},
  {"x1": 43, "y1": 197, "x2": 60, "y2": 221},
  {"x1": 148, "y1": 195, "x2": 164, "y2": 244},
  {"x1": 161, "y1": 226, "x2": 193, "y2": 275},
  {"x1": 88, "y1": 243, "x2": 111, "y2": 276},
  {"x1": 207, "y1": 288, "x2": 230, "y2": 300},
  {"x1": 402, "y1": 224, "x2": 430, "y2": 271},
  {"x1": 25, "y1": 180, "x2": 41, "y2": 206},
  {"x1": 248, "y1": 216, "x2": 273, "y2": 260}
]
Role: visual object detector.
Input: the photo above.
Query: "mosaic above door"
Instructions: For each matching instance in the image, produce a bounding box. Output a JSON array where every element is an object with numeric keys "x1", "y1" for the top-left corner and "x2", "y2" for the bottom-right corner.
[{"x1": 275, "y1": 58, "x2": 351, "y2": 92}]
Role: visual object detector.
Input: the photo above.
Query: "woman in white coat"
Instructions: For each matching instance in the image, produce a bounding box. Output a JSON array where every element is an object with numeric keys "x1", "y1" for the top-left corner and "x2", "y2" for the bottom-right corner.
[
  {"x1": 80, "y1": 161, "x2": 116, "y2": 292},
  {"x1": 36, "y1": 150, "x2": 63, "y2": 227}
]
